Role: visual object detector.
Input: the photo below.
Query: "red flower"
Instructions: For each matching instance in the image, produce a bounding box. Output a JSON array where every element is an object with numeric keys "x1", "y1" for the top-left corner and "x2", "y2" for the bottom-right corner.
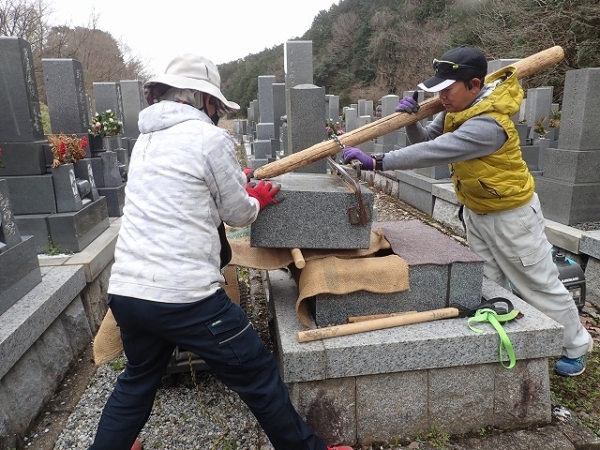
[
  {"x1": 81, "y1": 136, "x2": 88, "y2": 148},
  {"x1": 59, "y1": 141, "x2": 67, "y2": 155}
]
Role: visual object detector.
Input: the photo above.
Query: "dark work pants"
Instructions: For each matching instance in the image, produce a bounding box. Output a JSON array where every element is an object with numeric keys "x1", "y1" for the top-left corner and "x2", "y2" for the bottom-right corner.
[{"x1": 89, "y1": 289, "x2": 326, "y2": 450}]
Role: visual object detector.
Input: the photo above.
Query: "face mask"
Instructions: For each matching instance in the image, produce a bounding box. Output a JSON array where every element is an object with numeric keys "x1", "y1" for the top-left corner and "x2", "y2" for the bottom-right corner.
[{"x1": 210, "y1": 113, "x2": 220, "y2": 126}]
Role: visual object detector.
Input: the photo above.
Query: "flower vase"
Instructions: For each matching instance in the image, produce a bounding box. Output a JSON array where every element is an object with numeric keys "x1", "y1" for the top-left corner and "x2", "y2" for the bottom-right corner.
[{"x1": 102, "y1": 136, "x2": 113, "y2": 152}]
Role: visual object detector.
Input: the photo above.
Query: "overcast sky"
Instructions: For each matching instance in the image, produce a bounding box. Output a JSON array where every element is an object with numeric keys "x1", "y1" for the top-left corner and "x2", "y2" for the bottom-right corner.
[{"x1": 48, "y1": 0, "x2": 339, "y2": 77}]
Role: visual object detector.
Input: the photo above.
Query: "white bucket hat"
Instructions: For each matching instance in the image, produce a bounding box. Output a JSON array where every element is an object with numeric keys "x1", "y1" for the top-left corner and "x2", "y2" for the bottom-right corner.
[{"x1": 144, "y1": 54, "x2": 240, "y2": 111}]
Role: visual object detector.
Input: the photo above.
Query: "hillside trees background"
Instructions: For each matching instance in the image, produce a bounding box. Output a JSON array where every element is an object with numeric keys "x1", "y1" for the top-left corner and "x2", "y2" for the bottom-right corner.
[
  {"x1": 1, "y1": 0, "x2": 599, "y2": 120},
  {"x1": 0, "y1": 0, "x2": 152, "y2": 106}
]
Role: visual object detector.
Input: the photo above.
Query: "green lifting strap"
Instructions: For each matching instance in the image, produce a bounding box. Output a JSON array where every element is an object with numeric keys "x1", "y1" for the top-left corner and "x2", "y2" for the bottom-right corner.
[{"x1": 467, "y1": 307, "x2": 521, "y2": 369}]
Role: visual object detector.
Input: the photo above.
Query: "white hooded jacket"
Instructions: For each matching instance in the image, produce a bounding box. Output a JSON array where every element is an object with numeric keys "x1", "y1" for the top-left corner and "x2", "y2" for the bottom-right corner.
[{"x1": 107, "y1": 101, "x2": 259, "y2": 303}]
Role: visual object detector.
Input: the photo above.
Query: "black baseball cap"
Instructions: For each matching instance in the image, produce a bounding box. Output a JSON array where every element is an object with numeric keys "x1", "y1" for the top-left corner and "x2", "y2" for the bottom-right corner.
[{"x1": 418, "y1": 45, "x2": 488, "y2": 92}]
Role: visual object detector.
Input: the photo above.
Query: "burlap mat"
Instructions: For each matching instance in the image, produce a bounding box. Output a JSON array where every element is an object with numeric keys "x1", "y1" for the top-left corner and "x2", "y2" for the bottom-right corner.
[
  {"x1": 93, "y1": 308, "x2": 123, "y2": 366},
  {"x1": 229, "y1": 227, "x2": 392, "y2": 269},
  {"x1": 296, "y1": 254, "x2": 409, "y2": 327}
]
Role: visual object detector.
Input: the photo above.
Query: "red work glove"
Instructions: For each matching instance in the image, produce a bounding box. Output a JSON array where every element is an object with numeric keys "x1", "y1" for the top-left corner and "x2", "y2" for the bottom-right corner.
[
  {"x1": 243, "y1": 168, "x2": 254, "y2": 182},
  {"x1": 246, "y1": 180, "x2": 282, "y2": 210}
]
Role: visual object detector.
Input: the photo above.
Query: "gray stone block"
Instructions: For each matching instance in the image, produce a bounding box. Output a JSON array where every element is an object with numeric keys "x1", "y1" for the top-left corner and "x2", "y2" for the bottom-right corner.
[
  {"x1": 42, "y1": 58, "x2": 90, "y2": 134},
  {"x1": 585, "y1": 257, "x2": 600, "y2": 308},
  {"x1": 47, "y1": 197, "x2": 110, "y2": 252},
  {"x1": 356, "y1": 371, "x2": 427, "y2": 443},
  {"x1": 250, "y1": 173, "x2": 373, "y2": 249},
  {"x1": 256, "y1": 122, "x2": 274, "y2": 140},
  {"x1": 250, "y1": 158, "x2": 269, "y2": 170},
  {"x1": 93, "y1": 82, "x2": 124, "y2": 125},
  {"x1": 536, "y1": 177, "x2": 600, "y2": 225},
  {"x1": 0, "y1": 235, "x2": 41, "y2": 316},
  {"x1": 97, "y1": 186, "x2": 125, "y2": 217},
  {"x1": 289, "y1": 378, "x2": 356, "y2": 446},
  {"x1": 520, "y1": 144, "x2": 540, "y2": 171},
  {"x1": 270, "y1": 268, "x2": 563, "y2": 382},
  {"x1": 580, "y1": 230, "x2": 600, "y2": 259},
  {"x1": 540, "y1": 148, "x2": 600, "y2": 184},
  {"x1": 431, "y1": 183, "x2": 465, "y2": 236},
  {"x1": 0, "y1": 264, "x2": 85, "y2": 379},
  {"x1": 493, "y1": 358, "x2": 551, "y2": 428},
  {"x1": 0, "y1": 141, "x2": 47, "y2": 176},
  {"x1": 5, "y1": 174, "x2": 57, "y2": 214},
  {"x1": 0, "y1": 179, "x2": 21, "y2": 249},
  {"x1": 119, "y1": 80, "x2": 145, "y2": 138},
  {"x1": 101, "y1": 151, "x2": 124, "y2": 187},
  {"x1": 74, "y1": 159, "x2": 100, "y2": 201},
  {"x1": 285, "y1": 41, "x2": 313, "y2": 89},
  {"x1": 559, "y1": 68, "x2": 600, "y2": 151},
  {"x1": 51, "y1": 163, "x2": 84, "y2": 213},
  {"x1": 287, "y1": 84, "x2": 327, "y2": 174},
  {"x1": 429, "y1": 365, "x2": 495, "y2": 434},
  {"x1": 544, "y1": 219, "x2": 583, "y2": 254},
  {"x1": 313, "y1": 263, "x2": 448, "y2": 326},
  {"x1": 414, "y1": 165, "x2": 451, "y2": 179},
  {"x1": 394, "y1": 170, "x2": 448, "y2": 216},
  {"x1": 0, "y1": 37, "x2": 44, "y2": 142},
  {"x1": 252, "y1": 140, "x2": 273, "y2": 159},
  {"x1": 13, "y1": 214, "x2": 51, "y2": 253}
]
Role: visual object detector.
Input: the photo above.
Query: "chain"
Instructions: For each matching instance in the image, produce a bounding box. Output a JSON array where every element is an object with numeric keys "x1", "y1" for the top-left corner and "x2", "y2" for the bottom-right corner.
[
  {"x1": 331, "y1": 133, "x2": 345, "y2": 150},
  {"x1": 188, "y1": 355, "x2": 231, "y2": 449}
]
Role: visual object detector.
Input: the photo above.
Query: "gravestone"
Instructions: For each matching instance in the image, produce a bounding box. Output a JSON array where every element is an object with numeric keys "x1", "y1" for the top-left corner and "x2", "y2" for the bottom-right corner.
[
  {"x1": 119, "y1": 80, "x2": 146, "y2": 151},
  {"x1": 42, "y1": 58, "x2": 90, "y2": 136},
  {"x1": 272, "y1": 83, "x2": 286, "y2": 154},
  {"x1": 0, "y1": 37, "x2": 46, "y2": 177},
  {"x1": 0, "y1": 179, "x2": 42, "y2": 315},
  {"x1": 536, "y1": 68, "x2": 600, "y2": 224},
  {"x1": 91, "y1": 81, "x2": 127, "y2": 217},
  {"x1": 285, "y1": 41, "x2": 313, "y2": 89},
  {"x1": 374, "y1": 95, "x2": 399, "y2": 154},
  {"x1": 326, "y1": 95, "x2": 340, "y2": 121},
  {"x1": 286, "y1": 84, "x2": 327, "y2": 173},
  {"x1": 0, "y1": 39, "x2": 110, "y2": 253}
]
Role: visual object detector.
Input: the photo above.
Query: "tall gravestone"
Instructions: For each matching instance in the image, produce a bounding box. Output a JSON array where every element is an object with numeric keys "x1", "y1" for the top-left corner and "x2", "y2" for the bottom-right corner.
[
  {"x1": 374, "y1": 95, "x2": 400, "y2": 154},
  {"x1": 535, "y1": 68, "x2": 600, "y2": 224},
  {"x1": 287, "y1": 84, "x2": 327, "y2": 173},
  {"x1": 119, "y1": 79, "x2": 146, "y2": 150},
  {"x1": 284, "y1": 41, "x2": 313, "y2": 89},
  {"x1": 251, "y1": 76, "x2": 277, "y2": 168},
  {"x1": 42, "y1": 58, "x2": 108, "y2": 245},
  {"x1": 0, "y1": 179, "x2": 42, "y2": 315},
  {"x1": 272, "y1": 82, "x2": 286, "y2": 154},
  {"x1": 91, "y1": 81, "x2": 127, "y2": 216},
  {"x1": 0, "y1": 38, "x2": 109, "y2": 253}
]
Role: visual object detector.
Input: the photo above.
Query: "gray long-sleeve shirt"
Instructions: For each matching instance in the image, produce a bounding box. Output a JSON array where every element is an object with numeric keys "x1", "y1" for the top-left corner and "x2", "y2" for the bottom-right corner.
[{"x1": 381, "y1": 98, "x2": 509, "y2": 171}]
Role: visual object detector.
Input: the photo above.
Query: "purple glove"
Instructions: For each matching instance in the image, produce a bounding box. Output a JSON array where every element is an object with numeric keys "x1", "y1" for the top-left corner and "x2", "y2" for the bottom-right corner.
[
  {"x1": 395, "y1": 92, "x2": 420, "y2": 113},
  {"x1": 342, "y1": 147, "x2": 374, "y2": 170}
]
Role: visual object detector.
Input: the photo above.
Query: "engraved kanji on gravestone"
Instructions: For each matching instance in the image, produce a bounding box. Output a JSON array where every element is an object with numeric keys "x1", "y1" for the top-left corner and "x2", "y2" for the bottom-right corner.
[{"x1": 0, "y1": 179, "x2": 22, "y2": 252}]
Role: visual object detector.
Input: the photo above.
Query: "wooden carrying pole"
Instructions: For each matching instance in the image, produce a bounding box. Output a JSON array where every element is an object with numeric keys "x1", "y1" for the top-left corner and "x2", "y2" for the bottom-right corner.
[
  {"x1": 254, "y1": 45, "x2": 564, "y2": 180},
  {"x1": 297, "y1": 307, "x2": 461, "y2": 343}
]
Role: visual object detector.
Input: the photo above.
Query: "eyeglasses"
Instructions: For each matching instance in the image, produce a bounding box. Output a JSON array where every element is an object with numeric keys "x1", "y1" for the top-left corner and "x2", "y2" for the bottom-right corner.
[{"x1": 432, "y1": 59, "x2": 478, "y2": 75}]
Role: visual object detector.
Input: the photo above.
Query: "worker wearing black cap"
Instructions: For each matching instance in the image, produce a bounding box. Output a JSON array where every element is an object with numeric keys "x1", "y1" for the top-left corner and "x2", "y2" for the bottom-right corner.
[{"x1": 343, "y1": 45, "x2": 593, "y2": 377}]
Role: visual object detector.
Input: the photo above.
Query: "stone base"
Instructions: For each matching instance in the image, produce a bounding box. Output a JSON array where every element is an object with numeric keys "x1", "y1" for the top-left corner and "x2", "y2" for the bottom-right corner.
[
  {"x1": 5, "y1": 174, "x2": 57, "y2": 214},
  {"x1": 250, "y1": 173, "x2": 374, "y2": 249},
  {"x1": 0, "y1": 141, "x2": 47, "y2": 176},
  {"x1": 47, "y1": 197, "x2": 110, "y2": 252},
  {"x1": 393, "y1": 170, "x2": 450, "y2": 216},
  {"x1": 0, "y1": 235, "x2": 42, "y2": 315},
  {"x1": 0, "y1": 265, "x2": 89, "y2": 441},
  {"x1": 312, "y1": 220, "x2": 484, "y2": 326},
  {"x1": 270, "y1": 270, "x2": 562, "y2": 446},
  {"x1": 98, "y1": 185, "x2": 125, "y2": 217},
  {"x1": 536, "y1": 177, "x2": 600, "y2": 225}
]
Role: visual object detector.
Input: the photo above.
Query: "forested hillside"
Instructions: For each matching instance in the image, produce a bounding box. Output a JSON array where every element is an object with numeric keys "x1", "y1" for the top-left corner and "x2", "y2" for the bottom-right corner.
[{"x1": 219, "y1": 0, "x2": 600, "y2": 117}]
